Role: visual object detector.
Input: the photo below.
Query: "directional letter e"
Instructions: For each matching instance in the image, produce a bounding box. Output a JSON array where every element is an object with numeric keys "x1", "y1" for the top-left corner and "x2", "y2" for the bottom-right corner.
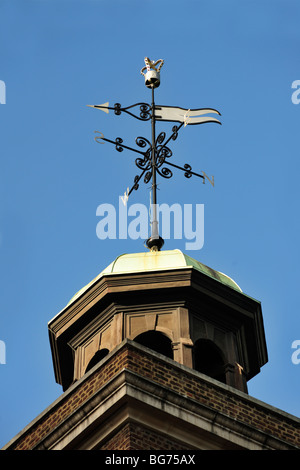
[{"x1": 0, "y1": 80, "x2": 6, "y2": 104}]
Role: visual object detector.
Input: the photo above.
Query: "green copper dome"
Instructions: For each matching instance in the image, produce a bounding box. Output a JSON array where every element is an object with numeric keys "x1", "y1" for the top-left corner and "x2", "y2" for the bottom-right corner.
[{"x1": 67, "y1": 249, "x2": 242, "y2": 306}]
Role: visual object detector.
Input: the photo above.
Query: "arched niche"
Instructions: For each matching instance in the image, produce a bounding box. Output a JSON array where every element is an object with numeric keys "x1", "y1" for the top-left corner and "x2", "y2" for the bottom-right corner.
[
  {"x1": 193, "y1": 339, "x2": 226, "y2": 384},
  {"x1": 134, "y1": 330, "x2": 173, "y2": 359},
  {"x1": 85, "y1": 348, "x2": 109, "y2": 373}
]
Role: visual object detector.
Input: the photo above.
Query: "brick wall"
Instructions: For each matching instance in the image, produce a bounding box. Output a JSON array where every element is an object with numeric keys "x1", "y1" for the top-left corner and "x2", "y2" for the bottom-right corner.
[
  {"x1": 100, "y1": 423, "x2": 188, "y2": 450},
  {"x1": 7, "y1": 341, "x2": 300, "y2": 450},
  {"x1": 124, "y1": 347, "x2": 299, "y2": 447},
  {"x1": 12, "y1": 348, "x2": 128, "y2": 450}
]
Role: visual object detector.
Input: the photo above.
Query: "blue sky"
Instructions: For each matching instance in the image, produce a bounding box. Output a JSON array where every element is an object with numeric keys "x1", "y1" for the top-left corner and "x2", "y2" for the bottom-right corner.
[{"x1": 0, "y1": 0, "x2": 299, "y2": 447}]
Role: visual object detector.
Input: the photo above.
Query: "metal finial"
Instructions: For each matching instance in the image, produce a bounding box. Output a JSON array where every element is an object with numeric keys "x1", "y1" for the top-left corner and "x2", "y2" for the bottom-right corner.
[{"x1": 140, "y1": 57, "x2": 164, "y2": 89}]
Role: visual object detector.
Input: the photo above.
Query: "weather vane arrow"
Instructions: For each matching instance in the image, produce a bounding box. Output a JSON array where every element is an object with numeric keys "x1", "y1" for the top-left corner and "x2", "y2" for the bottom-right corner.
[{"x1": 88, "y1": 57, "x2": 221, "y2": 251}]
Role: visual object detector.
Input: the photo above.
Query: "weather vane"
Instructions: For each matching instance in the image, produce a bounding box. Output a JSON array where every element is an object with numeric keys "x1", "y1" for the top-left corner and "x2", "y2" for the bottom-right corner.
[{"x1": 88, "y1": 57, "x2": 221, "y2": 251}]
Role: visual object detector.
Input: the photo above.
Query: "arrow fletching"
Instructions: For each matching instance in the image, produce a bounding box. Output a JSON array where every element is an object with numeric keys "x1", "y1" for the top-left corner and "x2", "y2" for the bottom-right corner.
[{"x1": 155, "y1": 105, "x2": 221, "y2": 125}]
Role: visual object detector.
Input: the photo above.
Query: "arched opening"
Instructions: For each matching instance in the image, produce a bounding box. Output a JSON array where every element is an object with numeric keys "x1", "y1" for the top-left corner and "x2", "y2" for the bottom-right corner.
[
  {"x1": 85, "y1": 348, "x2": 109, "y2": 373},
  {"x1": 193, "y1": 339, "x2": 226, "y2": 384},
  {"x1": 134, "y1": 330, "x2": 173, "y2": 359}
]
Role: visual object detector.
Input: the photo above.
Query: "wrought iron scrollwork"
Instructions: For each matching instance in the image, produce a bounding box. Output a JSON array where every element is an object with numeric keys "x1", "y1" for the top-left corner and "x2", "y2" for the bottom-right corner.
[
  {"x1": 128, "y1": 171, "x2": 147, "y2": 196},
  {"x1": 135, "y1": 154, "x2": 151, "y2": 170},
  {"x1": 92, "y1": 87, "x2": 212, "y2": 204},
  {"x1": 157, "y1": 166, "x2": 173, "y2": 179},
  {"x1": 184, "y1": 163, "x2": 192, "y2": 178},
  {"x1": 114, "y1": 103, "x2": 122, "y2": 116},
  {"x1": 144, "y1": 171, "x2": 152, "y2": 184},
  {"x1": 95, "y1": 118, "x2": 206, "y2": 197},
  {"x1": 171, "y1": 125, "x2": 179, "y2": 141},
  {"x1": 136, "y1": 136, "x2": 151, "y2": 150},
  {"x1": 135, "y1": 137, "x2": 152, "y2": 172},
  {"x1": 133, "y1": 175, "x2": 140, "y2": 191},
  {"x1": 139, "y1": 103, "x2": 151, "y2": 120},
  {"x1": 113, "y1": 102, "x2": 151, "y2": 121},
  {"x1": 157, "y1": 145, "x2": 172, "y2": 161},
  {"x1": 155, "y1": 132, "x2": 166, "y2": 146},
  {"x1": 115, "y1": 137, "x2": 123, "y2": 152},
  {"x1": 154, "y1": 132, "x2": 173, "y2": 177}
]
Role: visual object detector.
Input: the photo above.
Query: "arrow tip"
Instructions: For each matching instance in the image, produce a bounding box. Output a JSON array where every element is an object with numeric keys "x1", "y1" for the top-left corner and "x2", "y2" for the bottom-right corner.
[{"x1": 87, "y1": 103, "x2": 110, "y2": 113}]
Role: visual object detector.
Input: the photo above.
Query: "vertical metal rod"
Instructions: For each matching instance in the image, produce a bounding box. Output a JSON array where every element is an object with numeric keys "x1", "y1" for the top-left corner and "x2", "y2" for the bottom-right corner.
[
  {"x1": 146, "y1": 83, "x2": 164, "y2": 251},
  {"x1": 151, "y1": 86, "x2": 159, "y2": 240}
]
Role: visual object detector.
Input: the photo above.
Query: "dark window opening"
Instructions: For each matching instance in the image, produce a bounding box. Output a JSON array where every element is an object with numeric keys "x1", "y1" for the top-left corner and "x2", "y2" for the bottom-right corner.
[
  {"x1": 85, "y1": 348, "x2": 109, "y2": 373},
  {"x1": 134, "y1": 330, "x2": 173, "y2": 359},
  {"x1": 193, "y1": 339, "x2": 226, "y2": 384}
]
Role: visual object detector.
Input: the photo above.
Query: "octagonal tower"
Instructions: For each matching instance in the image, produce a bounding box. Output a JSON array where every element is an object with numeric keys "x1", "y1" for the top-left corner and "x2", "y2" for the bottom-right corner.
[{"x1": 48, "y1": 249, "x2": 268, "y2": 393}]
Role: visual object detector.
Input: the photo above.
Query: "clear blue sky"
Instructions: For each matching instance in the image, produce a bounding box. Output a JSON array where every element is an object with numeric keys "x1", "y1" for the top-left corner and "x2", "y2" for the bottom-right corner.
[{"x1": 0, "y1": 0, "x2": 299, "y2": 447}]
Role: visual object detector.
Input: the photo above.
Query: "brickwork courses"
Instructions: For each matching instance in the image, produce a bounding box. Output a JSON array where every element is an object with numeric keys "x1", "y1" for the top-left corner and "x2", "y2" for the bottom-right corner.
[{"x1": 3, "y1": 340, "x2": 300, "y2": 450}]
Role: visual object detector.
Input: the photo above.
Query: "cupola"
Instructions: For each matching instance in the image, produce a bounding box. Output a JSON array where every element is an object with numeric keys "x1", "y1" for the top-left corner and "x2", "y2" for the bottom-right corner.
[{"x1": 48, "y1": 249, "x2": 268, "y2": 393}]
